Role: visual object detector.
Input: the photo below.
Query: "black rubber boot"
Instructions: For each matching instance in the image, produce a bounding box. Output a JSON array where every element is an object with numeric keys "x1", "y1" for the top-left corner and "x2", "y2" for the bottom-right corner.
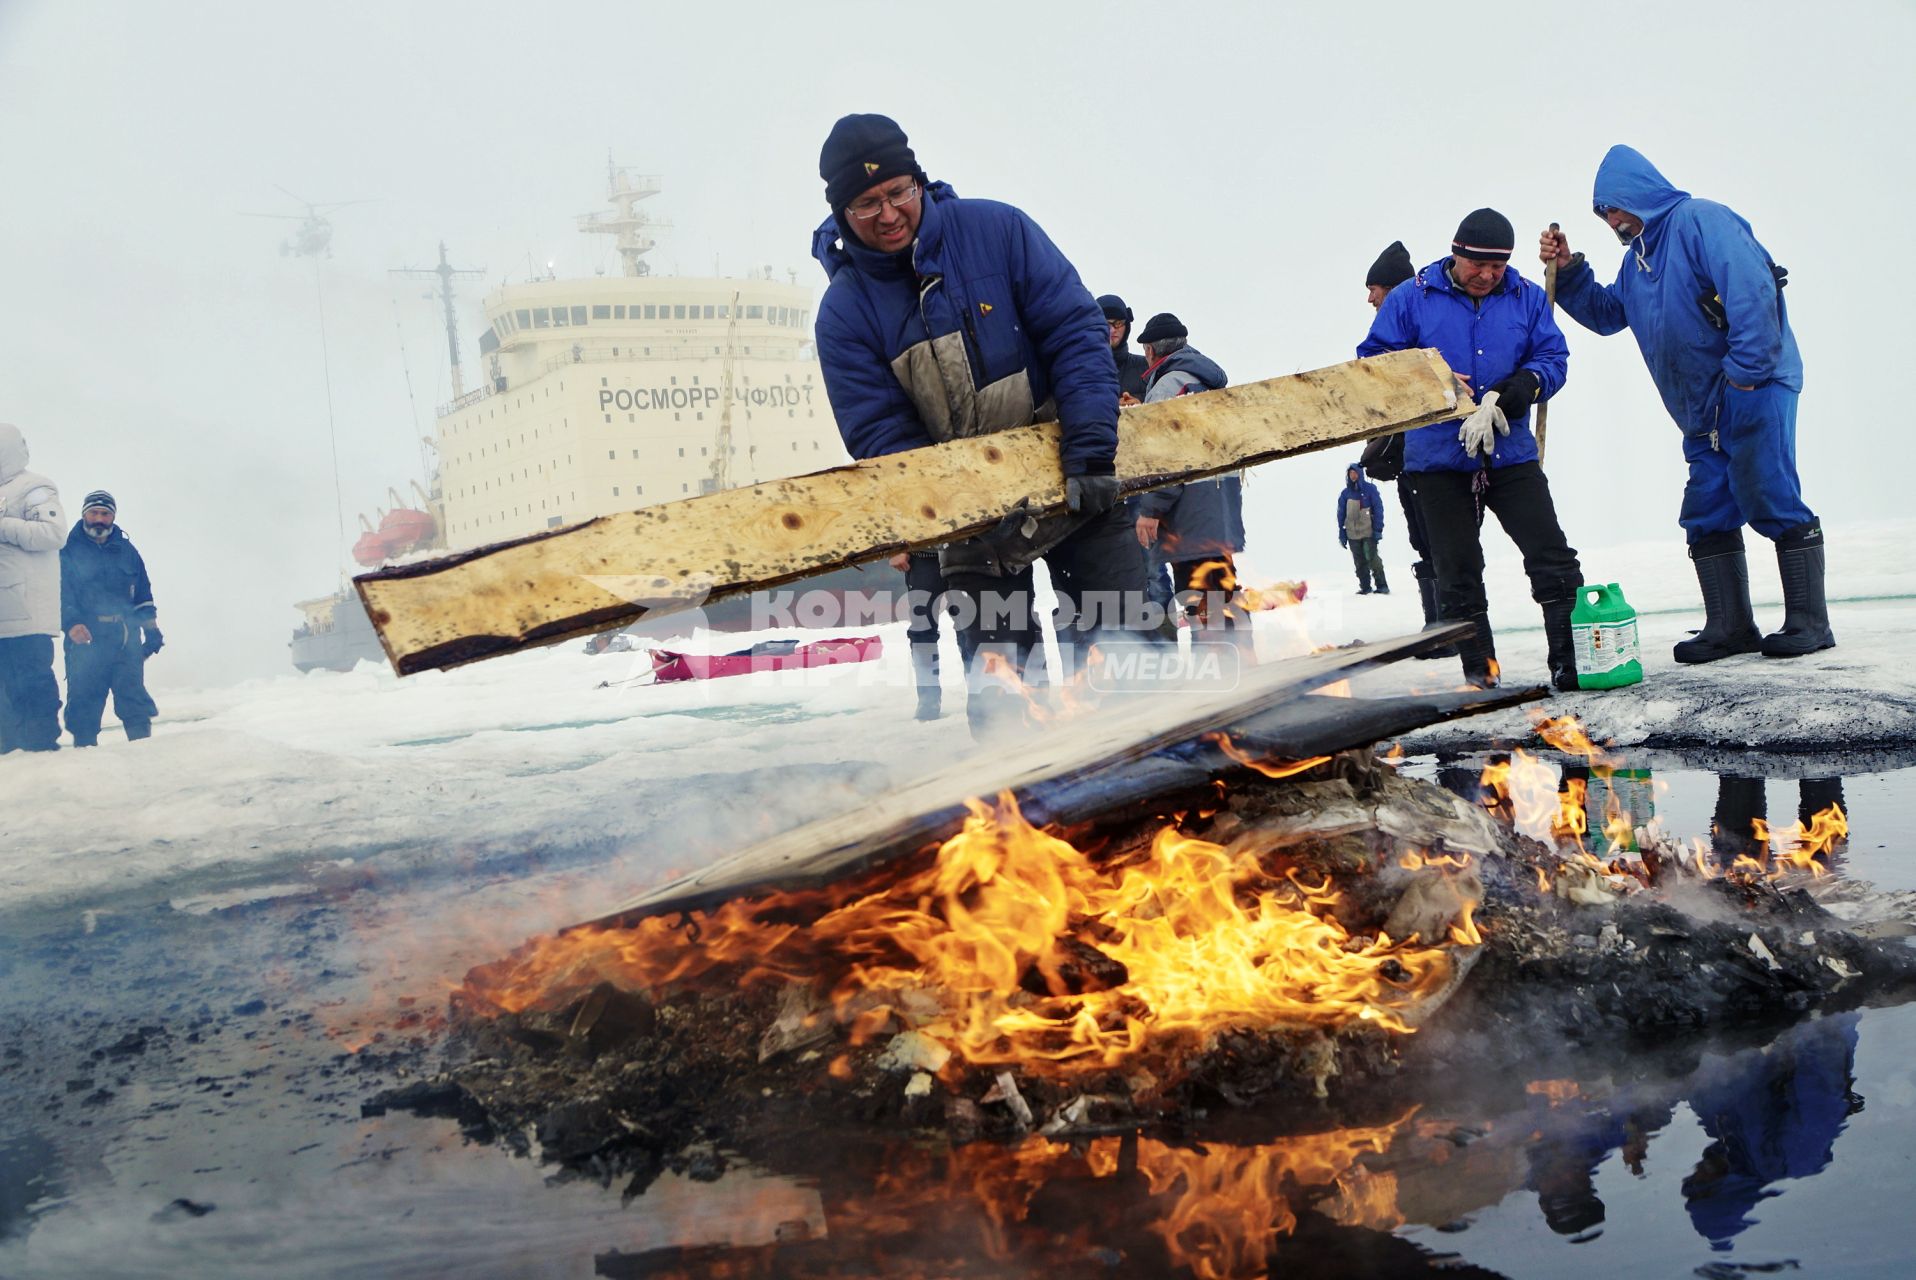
[
  {"x1": 1762, "y1": 520, "x2": 1835, "y2": 657},
  {"x1": 1456, "y1": 613, "x2": 1499, "y2": 689},
  {"x1": 909, "y1": 644, "x2": 942, "y2": 721},
  {"x1": 1415, "y1": 574, "x2": 1458, "y2": 659},
  {"x1": 1673, "y1": 530, "x2": 1762, "y2": 665},
  {"x1": 1540, "y1": 596, "x2": 1579, "y2": 692}
]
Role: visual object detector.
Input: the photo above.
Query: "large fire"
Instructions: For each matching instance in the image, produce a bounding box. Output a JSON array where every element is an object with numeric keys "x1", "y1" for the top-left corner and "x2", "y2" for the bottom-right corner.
[{"x1": 463, "y1": 791, "x2": 1476, "y2": 1077}]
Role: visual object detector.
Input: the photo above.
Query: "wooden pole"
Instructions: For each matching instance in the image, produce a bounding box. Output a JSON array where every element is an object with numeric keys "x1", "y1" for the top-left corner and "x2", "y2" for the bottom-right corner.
[
  {"x1": 1537, "y1": 221, "x2": 1561, "y2": 463},
  {"x1": 357, "y1": 348, "x2": 1464, "y2": 675}
]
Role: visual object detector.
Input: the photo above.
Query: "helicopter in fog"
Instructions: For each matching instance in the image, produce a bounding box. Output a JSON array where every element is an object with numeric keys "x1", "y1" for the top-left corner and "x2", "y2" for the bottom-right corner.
[{"x1": 240, "y1": 186, "x2": 372, "y2": 258}]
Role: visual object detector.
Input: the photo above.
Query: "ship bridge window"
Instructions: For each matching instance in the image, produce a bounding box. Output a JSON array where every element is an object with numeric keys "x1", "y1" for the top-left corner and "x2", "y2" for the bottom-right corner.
[
  {"x1": 747, "y1": 305, "x2": 763, "y2": 319},
  {"x1": 643, "y1": 305, "x2": 657, "y2": 319},
  {"x1": 718, "y1": 305, "x2": 730, "y2": 319},
  {"x1": 703, "y1": 305, "x2": 716, "y2": 319},
  {"x1": 533, "y1": 308, "x2": 550, "y2": 328},
  {"x1": 673, "y1": 305, "x2": 687, "y2": 320},
  {"x1": 776, "y1": 307, "x2": 788, "y2": 325},
  {"x1": 516, "y1": 309, "x2": 531, "y2": 328},
  {"x1": 614, "y1": 306, "x2": 626, "y2": 319},
  {"x1": 552, "y1": 308, "x2": 568, "y2": 327},
  {"x1": 571, "y1": 306, "x2": 588, "y2": 325},
  {"x1": 592, "y1": 305, "x2": 611, "y2": 320}
]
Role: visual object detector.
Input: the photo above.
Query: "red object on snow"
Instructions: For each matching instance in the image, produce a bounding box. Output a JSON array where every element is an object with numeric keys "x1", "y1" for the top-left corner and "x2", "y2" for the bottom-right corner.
[{"x1": 650, "y1": 635, "x2": 885, "y2": 684}]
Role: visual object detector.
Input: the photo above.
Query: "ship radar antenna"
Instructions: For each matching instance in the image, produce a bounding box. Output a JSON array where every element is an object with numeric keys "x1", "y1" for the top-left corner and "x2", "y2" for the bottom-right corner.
[
  {"x1": 578, "y1": 159, "x2": 672, "y2": 277},
  {"x1": 391, "y1": 242, "x2": 487, "y2": 398}
]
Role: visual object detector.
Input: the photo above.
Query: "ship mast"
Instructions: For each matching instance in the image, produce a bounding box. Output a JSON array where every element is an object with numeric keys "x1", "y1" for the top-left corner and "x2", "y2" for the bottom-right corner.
[
  {"x1": 577, "y1": 154, "x2": 668, "y2": 277},
  {"x1": 710, "y1": 289, "x2": 743, "y2": 492},
  {"x1": 391, "y1": 242, "x2": 485, "y2": 397}
]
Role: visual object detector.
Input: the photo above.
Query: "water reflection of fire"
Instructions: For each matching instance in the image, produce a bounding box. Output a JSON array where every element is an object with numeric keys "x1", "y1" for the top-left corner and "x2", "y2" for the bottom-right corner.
[{"x1": 462, "y1": 790, "x2": 1479, "y2": 1080}]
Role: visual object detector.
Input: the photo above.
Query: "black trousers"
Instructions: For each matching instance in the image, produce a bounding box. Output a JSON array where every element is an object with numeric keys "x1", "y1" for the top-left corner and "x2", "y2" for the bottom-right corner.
[
  {"x1": 65, "y1": 623, "x2": 159, "y2": 745},
  {"x1": 0, "y1": 634, "x2": 62, "y2": 752},
  {"x1": 950, "y1": 506, "x2": 1151, "y2": 684},
  {"x1": 1396, "y1": 478, "x2": 1435, "y2": 580},
  {"x1": 1404, "y1": 463, "x2": 1581, "y2": 619}
]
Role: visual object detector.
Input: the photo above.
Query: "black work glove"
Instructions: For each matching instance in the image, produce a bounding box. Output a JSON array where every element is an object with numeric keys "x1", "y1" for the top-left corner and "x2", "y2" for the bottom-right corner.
[
  {"x1": 1486, "y1": 369, "x2": 1541, "y2": 419},
  {"x1": 1065, "y1": 472, "x2": 1120, "y2": 517},
  {"x1": 142, "y1": 625, "x2": 164, "y2": 657}
]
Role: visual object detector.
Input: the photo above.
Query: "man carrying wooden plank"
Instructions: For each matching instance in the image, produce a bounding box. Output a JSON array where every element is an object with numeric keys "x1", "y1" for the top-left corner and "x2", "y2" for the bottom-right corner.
[{"x1": 810, "y1": 114, "x2": 1153, "y2": 739}]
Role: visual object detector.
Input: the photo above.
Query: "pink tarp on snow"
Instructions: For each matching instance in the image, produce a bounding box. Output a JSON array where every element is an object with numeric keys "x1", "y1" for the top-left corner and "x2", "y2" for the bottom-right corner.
[{"x1": 649, "y1": 635, "x2": 885, "y2": 684}]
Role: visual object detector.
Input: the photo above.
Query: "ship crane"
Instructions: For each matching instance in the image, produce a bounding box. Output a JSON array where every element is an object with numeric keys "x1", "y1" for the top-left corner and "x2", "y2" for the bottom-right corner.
[{"x1": 710, "y1": 289, "x2": 743, "y2": 493}]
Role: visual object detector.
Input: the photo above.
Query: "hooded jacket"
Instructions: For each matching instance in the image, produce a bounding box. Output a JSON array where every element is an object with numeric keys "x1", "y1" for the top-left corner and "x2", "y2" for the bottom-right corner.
[
  {"x1": 1555, "y1": 145, "x2": 1801, "y2": 438},
  {"x1": 1335, "y1": 462, "x2": 1385, "y2": 541},
  {"x1": 1112, "y1": 340, "x2": 1149, "y2": 402},
  {"x1": 1357, "y1": 259, "x2": 1569, "y2": 473},
  {"x1": 1136, "y1": 349, "x2": 1243, "y2": 555},
  {"x1": 811, "y1": 182, "x2": 1119, "y2": 475},
  {"x1": 60, "y1": 520, "x2": 156, "y2": 634},
  {"x1": 0, "y1": 423, "x2": 67, "y2": 639}
]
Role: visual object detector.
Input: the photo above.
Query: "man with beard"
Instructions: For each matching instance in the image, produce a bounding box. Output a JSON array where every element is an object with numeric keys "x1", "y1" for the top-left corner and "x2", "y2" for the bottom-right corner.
[
  {"x1": 60, "y1": 490, "x2": 161, "y2": 746},
  {"x1": 1542, "y1": 146, "x2": 1830, "y2": 662}
]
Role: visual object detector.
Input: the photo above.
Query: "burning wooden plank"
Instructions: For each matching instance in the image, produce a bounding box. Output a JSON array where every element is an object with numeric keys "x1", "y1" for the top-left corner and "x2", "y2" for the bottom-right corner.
[
  {"x1": 583, "y1": 625, "x2": 1483, "y2": 926},
  {"x1": 355, "y1": 348, "x2": 1464, "y2": 674}
]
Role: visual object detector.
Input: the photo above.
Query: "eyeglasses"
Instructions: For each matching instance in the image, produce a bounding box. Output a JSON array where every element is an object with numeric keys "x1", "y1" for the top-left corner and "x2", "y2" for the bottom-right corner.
[{"x1": 846, "y1": 183, "x2": 921, "y2": 221}]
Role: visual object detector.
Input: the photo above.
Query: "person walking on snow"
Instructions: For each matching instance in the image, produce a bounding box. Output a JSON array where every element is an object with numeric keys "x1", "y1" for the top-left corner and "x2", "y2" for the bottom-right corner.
[
  {"x1": 1358, "y1": 209, "x2": 1584, "y2": 690},
  {"x1": 60, "y1": 491, "x2": 162, "y2": 746},
  {"x1": 1336, "y1": 462, "x2": 1389, "y2": 595},
  {"x1": 810, "y1": 114, "x2": 1147, "y2": 740},
  {"x1": 0, "y1": 422, "x2": 66, "y2": 753},
  {"x1": 1131, "y1": 314, "x2": 1247, "y2": 638},
  {"x1": 1541, "y1": 145, "x2": 1832, "y2": 663}
]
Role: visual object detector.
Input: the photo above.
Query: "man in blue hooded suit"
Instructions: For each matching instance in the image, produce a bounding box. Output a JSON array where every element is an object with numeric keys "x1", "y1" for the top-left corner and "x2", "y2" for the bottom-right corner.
[{"x1": 1543, "y1": 146, "x2": 1832, "y2": 662}]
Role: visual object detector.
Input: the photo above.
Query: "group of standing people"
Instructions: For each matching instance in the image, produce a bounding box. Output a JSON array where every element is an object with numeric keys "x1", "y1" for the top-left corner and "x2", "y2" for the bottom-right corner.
[
  {"x1": 1348, "y1": 144, "x2": 1831, "y2": 689},
  {"x1": 811, "y1": 117, "x2": 1829, "y2": 735},
  {"x1": 0, "y1": 422, "x2": 162, "y2": 753}
]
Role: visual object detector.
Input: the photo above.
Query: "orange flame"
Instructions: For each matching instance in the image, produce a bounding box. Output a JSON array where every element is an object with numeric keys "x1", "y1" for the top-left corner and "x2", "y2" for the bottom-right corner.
[
  {"x1": 461, "y1": 793, "x2": 1475, "y2": 1077},
  {"x1": 1208, "y1": 733, "x2": 1330, "y2": 780}
]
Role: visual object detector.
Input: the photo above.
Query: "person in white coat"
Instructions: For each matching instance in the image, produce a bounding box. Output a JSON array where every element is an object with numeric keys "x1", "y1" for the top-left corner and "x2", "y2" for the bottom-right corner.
[{"x1": 0, "y1": 423, "x2": 67, "y2": 752}]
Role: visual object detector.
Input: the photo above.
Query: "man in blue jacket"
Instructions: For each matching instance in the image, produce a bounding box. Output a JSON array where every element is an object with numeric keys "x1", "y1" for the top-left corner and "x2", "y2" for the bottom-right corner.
[
  {"x1": 1359, "y1": 209, "x2": 1583, "y2": 690},
  {"x1": 1335, "y1": 461, "x2": 1389, "y2": 595},
  {"x1": 811, "y1": 114, "x2": 1144, "y2": 738},
  {"x1": 1542, "y1": 146, "x2": 1831, "y2": 662},
  {"x1": 1132, "y1": 314, "x2": 1246, "y2": 640},
  {"x1": 59, "y1": 490, "x2": 161, "y2": 746}
]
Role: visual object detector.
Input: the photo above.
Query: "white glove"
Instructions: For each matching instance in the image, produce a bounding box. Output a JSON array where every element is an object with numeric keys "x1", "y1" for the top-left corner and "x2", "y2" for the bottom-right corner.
[{"x1": 1458, "y1": 389, "x2": 1508, "y2": 459}]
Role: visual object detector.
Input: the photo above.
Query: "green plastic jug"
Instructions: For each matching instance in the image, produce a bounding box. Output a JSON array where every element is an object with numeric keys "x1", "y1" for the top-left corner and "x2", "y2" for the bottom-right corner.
[{"x1": 1572, "y1": 583, "x2": 1643, "y2": 690}]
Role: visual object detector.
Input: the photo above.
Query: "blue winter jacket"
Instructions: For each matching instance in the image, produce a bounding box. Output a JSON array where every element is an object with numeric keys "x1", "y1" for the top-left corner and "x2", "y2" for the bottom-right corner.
[
  {"x1": 811, "y1": 182, "x2": 1119, "y2": 475},
  {"x1": 1335, "y1": 462, "x2": 1385, "y2": 540},
  {"x1": 59, "y1": 521, "x2": 156, "y2": 631},
  {"x1": 1556, "y1": 145, "x2": 1801, "y2": 439},
  {"x1": 1357, "y1": 259, "x2": 1569, "y2": 473}
]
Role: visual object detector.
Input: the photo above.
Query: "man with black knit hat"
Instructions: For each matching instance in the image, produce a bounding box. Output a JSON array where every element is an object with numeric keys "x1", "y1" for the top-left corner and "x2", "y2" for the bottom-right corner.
[
  {"x1": 1358, "y1": 240, "x2": 1449, "y2": 649},
  {"x1": 60, "y1": 490, "x2": 161, "y2": 746},
  {"x1": 1133, "y1": 314, "x2": 1247, "y2": 644},
  {"x1": 1359, "y1": 209, "x2": 1585, "y2": 691},
  {"x1": 810, "y1": 113, "x2": 1147, "y2": 740},
  {"x1": 1097, "y1": 295, "x2": 1150, "y2": 403}
]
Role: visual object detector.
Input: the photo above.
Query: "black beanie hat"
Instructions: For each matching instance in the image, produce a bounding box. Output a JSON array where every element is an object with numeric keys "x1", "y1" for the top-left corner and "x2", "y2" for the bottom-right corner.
[
  {"x1": 1096, "y1": 294, "x2": 1133, "y2": 324},
  {"x1": 81, "y1": 489, "x2": 116, "y2": 516},
  {"x1": 819, "y1": 114, "x2": 923, "y2": 212},
  {"x1": 1365, "y1": 240, "x2": 1415, "y2": 290},
  {"x1": 1136, "y1": 313, "x2": 1187, "y2": 345},
  {"x1": 1452, "y1": 208, "x2": 1515, "y2": 262}
]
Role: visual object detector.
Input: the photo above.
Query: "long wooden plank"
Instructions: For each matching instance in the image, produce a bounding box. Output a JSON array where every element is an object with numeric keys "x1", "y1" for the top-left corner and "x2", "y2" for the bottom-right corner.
[
  {"x1": 578, "y1": 624, "x2": 1472, "y2": 928},
  {"x1": 358, "y1": 349, "x2": 1462, "y2": 675}
]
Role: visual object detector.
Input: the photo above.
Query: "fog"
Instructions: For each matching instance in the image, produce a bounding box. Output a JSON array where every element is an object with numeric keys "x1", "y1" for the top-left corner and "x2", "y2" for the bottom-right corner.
[{"x1": 1, "y1": 0, "x2": 1907, "y2": 688}]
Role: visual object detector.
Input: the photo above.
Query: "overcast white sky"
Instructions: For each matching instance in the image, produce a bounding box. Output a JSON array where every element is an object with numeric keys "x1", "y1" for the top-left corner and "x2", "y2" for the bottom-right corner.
[{"x1": 1, "y1": 0, "x2": 1908, "y2": 686}]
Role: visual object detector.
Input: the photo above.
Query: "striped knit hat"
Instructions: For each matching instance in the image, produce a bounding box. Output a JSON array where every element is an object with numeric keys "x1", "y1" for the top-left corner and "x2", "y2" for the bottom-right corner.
[
  {"x1": 81, "y1": 489, "x2": 116, "y2": 517},
  {"x1": 1452, "y1": 208, "x2": 1515, "y2": 262}
]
